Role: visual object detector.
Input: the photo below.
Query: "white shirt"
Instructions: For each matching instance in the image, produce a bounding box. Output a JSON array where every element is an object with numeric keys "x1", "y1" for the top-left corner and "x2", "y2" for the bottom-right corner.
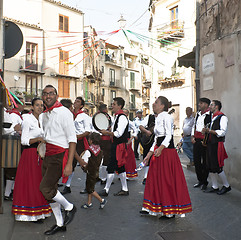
[
  {"x1": 41, "y1": 106, "x2": 77, "y2": 148},
  {"x1": 21, "y1": 113, "x2": 44, "y2": 146},
  {"x1": 9, "y1": 111, "x2": 23, "y2": 136},
  {"x1": 81, "y1": 150, "x2": 91, "y2": 163},
  {"x1": 183, "y1": 116, "x2": 194, "y2": 136},
  {"x1": 211, "y1": 114, "x2": 228, "y2": 137},
  {"x1": 112, "y1": 114, "x2": 128, "y2": 138},
  {"x1": 3, "y1": 108, "x2": 13, "y2": 135},
  {"x1": 191, "y1": 111, "x2": 211, "y2": 135},
  {"x1": 74, "y1": 112, "x2": 92, "y2": 135},
  {"x1": 150, "y1": 111, "x2": 174, "y2": 151},
  {"x1": 140, "y1": 115, "x2": 149, "y2": 128},
  {"x1": 133, "y1": 117, "x2": 143, "y2": 133},
  {"x1": 128, "y1": 120, "x2": 137, "y2": 137}
]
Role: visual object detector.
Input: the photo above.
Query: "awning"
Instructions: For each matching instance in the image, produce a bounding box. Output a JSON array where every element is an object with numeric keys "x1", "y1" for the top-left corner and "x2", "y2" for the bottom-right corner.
[{"x1": 178, "y1": 48, "x2": 195, "y2": 69}]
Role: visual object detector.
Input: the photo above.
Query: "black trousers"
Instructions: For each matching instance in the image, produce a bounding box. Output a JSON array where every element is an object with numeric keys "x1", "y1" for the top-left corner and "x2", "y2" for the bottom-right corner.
[
  {"x1": 193, "y1": 139, "x2": 209, "y2": 185},
  {"x1": 134, "y1": 133, "x2": 141, "y2": 158}
]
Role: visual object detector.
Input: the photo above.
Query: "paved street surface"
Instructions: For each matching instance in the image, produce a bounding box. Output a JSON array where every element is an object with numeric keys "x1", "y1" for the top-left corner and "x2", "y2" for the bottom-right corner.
[{"x1": 1, "y1": 152, "x2": 241, "y2": 240}]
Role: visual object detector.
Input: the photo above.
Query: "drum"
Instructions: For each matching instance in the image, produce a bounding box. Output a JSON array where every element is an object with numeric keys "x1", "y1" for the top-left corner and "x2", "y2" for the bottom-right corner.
[
  {"x1": 37, "y1": 142, "x2": 46, "y2": 159},
  {"x1": 1, "y1": 135, "x2": 21, "y2": 168},
  {"x1": 92, "y1": 112, "x2": 112, "y2": 131}
]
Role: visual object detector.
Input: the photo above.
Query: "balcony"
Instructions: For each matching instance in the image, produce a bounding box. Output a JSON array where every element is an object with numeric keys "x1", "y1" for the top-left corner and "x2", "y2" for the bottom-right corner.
[
  {"x1": 105, "y1": 54, "x2": 122, "y2": 67},
  {"x1": 157, "y1": 20, "x2": 184, "y2": 42},
  {"x1": 10, "y1": 87, "x2": 42, "y2": 102},
  {"x1": 109, "y1": 78, "x2": 122, "y2": 88},
  {"x1": 158, "y1": 77, "x2": 185, "y2": 89},
  {"x1": 19, "y1": 56, "x2": 45, "y2": 75}
]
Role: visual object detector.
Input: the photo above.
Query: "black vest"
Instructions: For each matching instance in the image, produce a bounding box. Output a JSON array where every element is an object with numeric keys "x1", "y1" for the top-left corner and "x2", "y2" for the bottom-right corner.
[
  {"x1": 210, "y1": 114, "x2": 225, "y2": 143},
  {"x1": 195, "y1": 111, "x2": 212, "y2": 127},
  {"x1": 113, "y1": 114, "x2": 129, "y2": 145}
]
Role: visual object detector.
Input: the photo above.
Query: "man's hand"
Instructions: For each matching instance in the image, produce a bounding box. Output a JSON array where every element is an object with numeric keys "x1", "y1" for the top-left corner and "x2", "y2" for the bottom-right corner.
[
  {"x1": 14, "y1": 123, "x2": 21, "y2": 132},
  {"x1": 63, "y1": 163, "x2": 72, "y2": 177},
  {"x1": 191, "y1": 136, "x2": 196, "y2": 144}
]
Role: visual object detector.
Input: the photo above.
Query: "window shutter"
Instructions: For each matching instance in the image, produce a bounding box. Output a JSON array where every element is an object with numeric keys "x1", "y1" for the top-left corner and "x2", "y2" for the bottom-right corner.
[
  {"x1": 63, "y1": 80, "x2": 70, "y2": 97},
  {"x1": 58, "y1": 79, "x2": 64, "y2": 97},
  {"x1": 64, "y1": 16, "x2": 69, "y2": 32},
  {"x1": 59, "y1": 15, "x2": 63, "y2": 31}
]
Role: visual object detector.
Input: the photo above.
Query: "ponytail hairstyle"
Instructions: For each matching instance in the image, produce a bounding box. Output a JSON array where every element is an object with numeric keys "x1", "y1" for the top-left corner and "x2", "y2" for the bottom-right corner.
[{"x1": 157, "y1": 96, "x2": 172, "y2": 112}]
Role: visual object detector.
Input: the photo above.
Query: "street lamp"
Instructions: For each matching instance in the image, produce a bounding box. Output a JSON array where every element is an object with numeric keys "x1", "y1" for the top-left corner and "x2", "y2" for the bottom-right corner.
[{"x1": 118, "y1": 15, "x2": 126, "y2": 29}]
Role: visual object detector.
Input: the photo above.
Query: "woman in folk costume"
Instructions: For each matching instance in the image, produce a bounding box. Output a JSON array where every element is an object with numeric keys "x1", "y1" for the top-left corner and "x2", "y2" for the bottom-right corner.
[
  {"x1": 123, "y1": 109, "x2": 138, "y2": 179},
  {"x1": 140, "y1": 96, "x2": 192, "y2": 218},
  {"x1": 12, "y1": 98, "x2": 52, "y2": 222}
]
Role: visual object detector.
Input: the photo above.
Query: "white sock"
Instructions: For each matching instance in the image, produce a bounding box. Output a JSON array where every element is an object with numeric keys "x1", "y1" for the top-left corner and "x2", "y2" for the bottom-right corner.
[
  {"x1": 66, "y1": 172, "x2": 74, "y2": 187},
  {"x1": 99, "y1": 166, "x2": 107, "y2": 181},
  {"x1": 104, "y1": 174, "x2": 114, "y2": 193},
  {"x1": 143, "y1": 166, "x2": 149, "y2": 179},
  {"x1": 5, "y1": 180, "x2": 14, "y2": 197},
  {"x1": 52, "y1": 190, "x2": 73, "y2": 211},
  {"x1": 50, "y1": 202, "x2": 64, "y2": 227},
  {"x1": 218, "y1": 171, "x2": 230, "y2": 188},
  {"x1": 119, "y1": 172, "x2": 128, "y2": 191},
  {"x1": 209, "y1": 173, "x2": 218, "y2": 189}
]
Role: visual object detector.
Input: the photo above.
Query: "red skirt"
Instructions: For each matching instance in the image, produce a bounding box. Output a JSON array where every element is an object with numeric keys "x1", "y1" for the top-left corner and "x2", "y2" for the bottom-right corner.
[
  {"x1": 125, "y1": 142, "x2": 138, "y2": 178},
  {"x1": 142, "y1": 148, "x2": 192, "y2": 215},
  {"x1": 12, "y1": 148, "x2": 52, "y2": 221}
]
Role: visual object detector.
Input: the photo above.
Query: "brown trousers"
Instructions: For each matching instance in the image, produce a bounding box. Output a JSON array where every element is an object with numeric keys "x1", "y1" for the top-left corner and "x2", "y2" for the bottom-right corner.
[{"x1": 40, "y1": 152, "x2": 64, "y2": 202}]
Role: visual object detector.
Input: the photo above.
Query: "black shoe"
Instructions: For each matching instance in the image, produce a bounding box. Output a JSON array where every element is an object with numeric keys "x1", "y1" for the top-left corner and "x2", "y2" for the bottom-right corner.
[
  {"x1": 217, "y1": 186, "x2": 231, "y2": 195},
  {"x1": 4, "y1": 196, "x2": 13, "y2": 201},
  {"x1": 139, "y1": 210, "x2": 149, "y2": 215},
  {"x1": 201, "y1": 184, "x2": 208, "y2": 191},
  {"x1": 64, "y1": 205, "x2": 77, "y2": 225},
  {"x1": 61, "y1": 186, "x2": 71, "y2": 195},
  {"x1": 98, "y1": 189, "x2": 108, "y2": 196},
  {"x1": 193, "y1": 182, "x2": 202, "y2": 188},
  {"x1": 96, "y1": 177, "x2": 101, "y2": 182},
  {"x1": 32, "y1": 219, "x2": 44, "y2": 224},
  {"x1": 204, "y1": 187, "x2": 219, "y2": 193},
  {"x1": 113, "y1": 190, "x2": 129, "y2": 196},
  {"x1": 100, "y1": 180, "x2": 106, "y2": 185},
  {"x1": 44, "y1": 225, "x2": 66, "y2": 235},
  {"x1": 58, "y1": 183, "x2": 63, "y2": 187},
  {"x1": 142, "y1": 178, "x2": 146, "y2": 185},
  {"x1": 159, "y1": 215, "x2": 176, "y2": 220},
  {"x1": 79, "y1": 189, "x2": 87, "y2": 194}
]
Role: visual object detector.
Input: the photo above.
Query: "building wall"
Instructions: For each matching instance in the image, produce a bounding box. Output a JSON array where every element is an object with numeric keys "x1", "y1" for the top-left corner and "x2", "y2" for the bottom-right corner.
[{"x1": 199, "y1": 0, "x2": 241, "y2": 189}]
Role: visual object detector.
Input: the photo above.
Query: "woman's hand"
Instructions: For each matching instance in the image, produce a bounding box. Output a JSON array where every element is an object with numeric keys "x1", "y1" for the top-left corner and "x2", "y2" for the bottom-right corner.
[
  {"x1": 37, "y1": 137, "x2": 45, "y2": 143},
  {"x1": 143, "y1": 151, "x2": 153, "y2": 165},
  {"x1": 154, "y1": 146, "x2": 164, "y2": 157}
]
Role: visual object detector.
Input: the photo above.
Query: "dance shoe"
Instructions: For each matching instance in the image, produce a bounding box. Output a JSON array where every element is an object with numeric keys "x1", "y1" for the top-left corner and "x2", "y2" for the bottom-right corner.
[
  {"x1": 61, "y1": 186, "x2": 71, "y2": 195},
  {"x1": 193, "y1": 182, "x2": 202, "y2": 188},
  {"x1": 217, "y1": 186, "x2": 231, "y2": 195},
  {"x1": 204, "y1": 187, "x2": 219, "y2": 193},
  {"x1": 44, "y1": 225, "x2": 66, "y2": 235},
  {"x1": 98, "y1": 189, "x2": 108, "y2": 196},
  {"x1": 64, "y1": 205, "x2": 77, "y2": 225},
  {"x1": 113, "y1": 190, "x2": 129, "y2": 196}
]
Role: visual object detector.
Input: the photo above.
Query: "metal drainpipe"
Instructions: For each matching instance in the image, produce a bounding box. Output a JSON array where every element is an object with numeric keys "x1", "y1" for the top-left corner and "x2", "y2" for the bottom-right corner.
[{"x1": 195, "y1": 0, "x2": 201, "y2": 111}]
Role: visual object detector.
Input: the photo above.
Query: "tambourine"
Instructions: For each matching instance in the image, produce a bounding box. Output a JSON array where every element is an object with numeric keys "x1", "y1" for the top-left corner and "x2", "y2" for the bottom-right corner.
[
  {"x1": 37, "y1": 142, "x2": 46, "y2": 159},
  {"x1": 92, "y1": 112, "x2": 112, "y2": 131}
]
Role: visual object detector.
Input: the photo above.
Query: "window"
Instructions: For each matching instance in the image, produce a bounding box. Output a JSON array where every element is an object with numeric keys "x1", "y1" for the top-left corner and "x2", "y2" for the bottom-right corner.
[
  {"x1": 130, "y1": 94, "x2": 135, "y2": 109},
  {"x1": 59, "y1": 14, "x2": 69, "y2": 32},
  {"x1": 84, "y1": 80, "x2": 88, "y2": 101},
  {"x1": 170, "y1": 6, "x2": 178, "y2": 29},
  {"x1": 26, "y1": 75, "x2": 38, "y2": 95},
  {"x1": 26, "y1": 42, "x2": 38, "y2": 70},
  {"x1": 102, "y1": 88, "x2": 105, "y2": 96},
  {"x1": 58, "y1": 79, "x2": 70, "y2": 98},
  {"x1": 110, "y1": 90, "x2": 116, "y2": 102},
  {"x1": 101, "y1": 66, "x2": 104, "y2": 73},
  {"x1": 130, "y1": 72, "x2": 135, "y2": 88},
  {"x1": 59, "y1": 50, "x2": 69, "y2": 75},
  {"x1": 110, "y1": 69, "x2": 115, "y2": 85}
]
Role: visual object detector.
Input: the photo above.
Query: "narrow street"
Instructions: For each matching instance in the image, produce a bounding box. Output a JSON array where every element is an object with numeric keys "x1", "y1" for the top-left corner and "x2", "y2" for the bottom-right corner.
[{"x1": 1, "y1": 152, "x2": 241, "y2": 240}]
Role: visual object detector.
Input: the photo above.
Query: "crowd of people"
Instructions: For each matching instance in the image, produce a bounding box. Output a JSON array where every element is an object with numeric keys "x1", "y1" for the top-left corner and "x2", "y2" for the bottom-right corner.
[{"x1": 2, "y1": 84, "x2": 231, "y2": 235}]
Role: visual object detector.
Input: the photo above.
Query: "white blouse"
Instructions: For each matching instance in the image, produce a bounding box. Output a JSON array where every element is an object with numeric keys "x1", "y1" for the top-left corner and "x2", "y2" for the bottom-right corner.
[
  {"x1": 128, "y1": 120, "x2": 137, "y2": 137},
  {"x1": 150, "y1": 111, "x2": 174, "y2": 151},
  {"x1": 21, "y1": 113, "x2": 44, "y2": 146},
  {"x1": 41, "y1": 106, "x2": 77, "y2": 149},
  {"x1": 74, "y1": 112, "x2": 92, "y2": 135}
]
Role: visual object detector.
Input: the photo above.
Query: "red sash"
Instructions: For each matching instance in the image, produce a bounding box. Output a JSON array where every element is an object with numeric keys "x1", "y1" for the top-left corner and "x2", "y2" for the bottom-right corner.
[
  {"x1": 116, "y1": 143, "x2": 127, "y2": 167},
  {"x1": 101, "y1": 135, "x2": 111, "y2": 141},
  {"x1": 77, "y1": 136, "x2": 90, "y2": 150},
  {"x1": 217, "y1": 142, "x2": 228, "y2": 167},
  {"x1": 194, "y1": 131, "x2": 204, "y2": 140},
  {"x1": 45, "y1": 143, "x2": 69, "y2": 183}
]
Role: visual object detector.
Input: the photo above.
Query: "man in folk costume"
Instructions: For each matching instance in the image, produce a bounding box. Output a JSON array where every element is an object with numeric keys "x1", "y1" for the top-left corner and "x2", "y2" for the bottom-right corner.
[
  {"x1": 203, "y1": 100, "x2": 231, "y2": 195},
  {"x1": 98, "y1": 104, "x2": 113, "y2": 185},
  {"x1": 3, "y1": 97, "x2": 24, "y2": 201},
  {"x1": 62, "y1": 96, "x2": 91, "y2": 195},
  {"x1": 98, "y1": 97, "x2": 129, "y2": 196},
  {"x1": 40, "y1": 85, "x2": 77, "y2": 235},
  {"x1": 191, "y1": 97, "x2": 211, "y2": 191}
]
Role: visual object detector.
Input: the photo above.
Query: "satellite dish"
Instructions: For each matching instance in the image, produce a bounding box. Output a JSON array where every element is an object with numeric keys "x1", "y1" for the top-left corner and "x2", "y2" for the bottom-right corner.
[
  {"x1": 4, "y1": 21, "x2": 23, "y2": 59},
  {"x1": 14, "y1": 75, "x2": 19, "y2": 81}
]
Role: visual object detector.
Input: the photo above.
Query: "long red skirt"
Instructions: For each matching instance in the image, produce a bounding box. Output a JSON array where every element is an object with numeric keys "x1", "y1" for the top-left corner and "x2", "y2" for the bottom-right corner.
[
  {"x1": 12, "y1": 148, "x2": 52, "y2": 221},
  {"x1": 142, "y1": 148, "x2": 192, "y2": 216},
  {"x1": 125, "y1": 142, "x2": 138, "y2": 178}
]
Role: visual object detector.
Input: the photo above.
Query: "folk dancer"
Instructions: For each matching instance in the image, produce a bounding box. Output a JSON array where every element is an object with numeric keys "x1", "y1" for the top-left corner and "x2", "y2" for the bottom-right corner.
[
  {"x1": 191, "y1": 98, "x2": 211, "y2": 190},
  {"x1": 140, "y1": 96, "x2": 192, "y2": 218},
  {"x1": 12, "y1": 98, "x2": 52, "y2": 222},
  {"x1": 133, "y1": 109, "x2": 143, "y2": 160},
  {"x1": 123, "y1": 109, "x2": 138, "y2": 179},
  {"x1": 3, "y1": 97, "x2": 24, "y2": 200},
  {"x1": 98, "y1": 97, "x2": 129, "y2": 196},
  {"x1": 40, "y1": 85, "x2": 77, "y2": 235},
  {"x1": 203, "y1": 100, "x2": 231, "y2": 195}
]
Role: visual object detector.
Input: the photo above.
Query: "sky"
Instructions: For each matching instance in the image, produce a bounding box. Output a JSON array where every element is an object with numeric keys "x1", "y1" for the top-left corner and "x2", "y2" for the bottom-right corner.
[{"x1": 60, "y1": 0, "x2": 150, "y2": 47}]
